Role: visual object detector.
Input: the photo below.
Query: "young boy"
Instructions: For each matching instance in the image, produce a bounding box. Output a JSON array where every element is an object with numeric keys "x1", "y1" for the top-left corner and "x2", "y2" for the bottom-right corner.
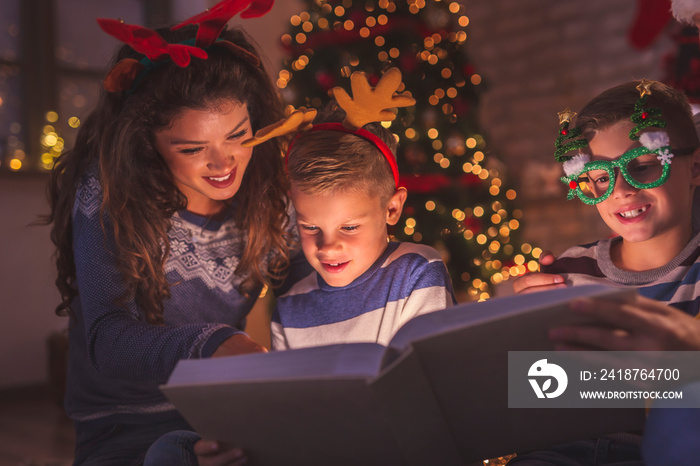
[
  {"x1": 270, "y1": 104, "x2": 457, "y2": 350},
  {"x1": 510, "y1": 80, "x2": 700, "y2": 465}
]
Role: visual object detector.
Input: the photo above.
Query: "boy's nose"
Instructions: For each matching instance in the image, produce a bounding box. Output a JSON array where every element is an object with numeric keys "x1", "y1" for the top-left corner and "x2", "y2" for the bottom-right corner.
[
  {"x1": 316, "y1": 234, "x2": 341, "y2": 252},
  {"x1": 612, "y1": 169, "x2": 637, "y2": 198}
]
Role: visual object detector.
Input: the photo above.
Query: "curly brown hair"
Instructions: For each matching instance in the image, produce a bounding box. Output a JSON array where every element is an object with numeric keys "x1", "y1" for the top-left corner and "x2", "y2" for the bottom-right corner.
[{"x1": 45, "y1": 26, "x2": 292, "y2": 324}]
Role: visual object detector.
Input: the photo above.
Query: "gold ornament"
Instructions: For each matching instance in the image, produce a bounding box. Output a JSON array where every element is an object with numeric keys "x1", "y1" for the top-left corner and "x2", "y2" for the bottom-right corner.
[
  {"x1": 557, "y1": 108, "x2": 576, "y2": 125},
  {"x1": 636, "y1": 79, "x2": 653, "y2": 98}
]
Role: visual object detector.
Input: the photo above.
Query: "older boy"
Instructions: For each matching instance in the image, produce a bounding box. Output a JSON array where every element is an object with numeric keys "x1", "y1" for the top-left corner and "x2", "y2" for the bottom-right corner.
[
  {"x1": 270, "y1": 104, "x2": 456, "y2": 350},
  {"x1": 510, "y1": 80, "x2": 700, "y2": 465}
]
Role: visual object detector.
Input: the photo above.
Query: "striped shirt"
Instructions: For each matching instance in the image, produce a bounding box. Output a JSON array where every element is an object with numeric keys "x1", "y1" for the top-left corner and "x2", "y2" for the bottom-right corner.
[
  {"x1": 542, "y1": 230, "x2": 700, "y2": 316},
  {"x1": 271, "y1": 241, "x2": 457, "y2": 350}
]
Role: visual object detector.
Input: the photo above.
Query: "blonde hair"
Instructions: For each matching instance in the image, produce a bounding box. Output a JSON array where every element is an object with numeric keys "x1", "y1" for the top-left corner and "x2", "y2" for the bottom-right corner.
[{"x1": 287, "y1": 102, "x2": 398, "y2": 204}]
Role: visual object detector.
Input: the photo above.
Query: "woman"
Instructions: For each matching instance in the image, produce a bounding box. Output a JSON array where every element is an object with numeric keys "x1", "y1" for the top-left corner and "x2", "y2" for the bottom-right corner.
[{"x1": 45, "y1": 5, "x2": 297, "y2": 463}]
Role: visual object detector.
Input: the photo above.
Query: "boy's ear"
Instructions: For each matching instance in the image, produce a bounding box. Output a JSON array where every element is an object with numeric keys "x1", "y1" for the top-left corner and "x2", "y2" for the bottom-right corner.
[{"x1": 386, "y1": 187, "x2": 407, "y2": 226}]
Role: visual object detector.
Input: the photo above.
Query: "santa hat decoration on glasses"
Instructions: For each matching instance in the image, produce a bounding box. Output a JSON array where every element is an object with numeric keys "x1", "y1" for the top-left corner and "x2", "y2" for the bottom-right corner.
[
  {"x1": 241, "y1": 66, "x2": 416, "y2": 188},
  {"x1": 97, "y1": 0, "x2": 272, "y2": 93},
  {"x1": 671, "y1": 0, "x2": 700, "y2": 23},
  {"x1": 556, "y1": 79, "x2": 693, "y2": 205}
]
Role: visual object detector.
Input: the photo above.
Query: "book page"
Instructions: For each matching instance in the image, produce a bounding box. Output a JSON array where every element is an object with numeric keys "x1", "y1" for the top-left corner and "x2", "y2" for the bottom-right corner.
[
  {"x1": 161, "y1": 343, "x2": 408, "y2": 466},
  {"x1": 388, "y1": 284, "x2": 633, "y2": 356},
  {"x1": 165, "y1": 342, "x2": 386, "y2": 387},
  {"x1": 392, "y1": 284, "x2": 643, "y2": 462}
]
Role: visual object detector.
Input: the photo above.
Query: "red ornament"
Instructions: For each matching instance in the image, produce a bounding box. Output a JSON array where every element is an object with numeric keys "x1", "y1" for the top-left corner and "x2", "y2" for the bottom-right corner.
[
  {"x1": 316, "y1": 71, "x2": 335, "y2": 91},
  {"x1": 400, "y1": 53, "x2": 419, "y2": 73},
  {"x1": 641, "y1": 111, "x2": 649, "y2": 119},
  {"x1": 561, "y1": 129, "x2": 568, "y2": 136},
  {"x1": 463, "y1": 216, "x2": 482, "y2": 234},
  {"x1": 568, "y1": 180, "x2": 578, "y2": 189}
]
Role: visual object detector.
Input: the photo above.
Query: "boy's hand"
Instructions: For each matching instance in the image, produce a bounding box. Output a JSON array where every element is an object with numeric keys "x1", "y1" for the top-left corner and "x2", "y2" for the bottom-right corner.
[
  {"x1": 549, "y1": 295, "x2": 700, "y2": 351},
  {"x1": 194, "y1": 440, "x2": 247, "y2": 466},
  {"x1": 212, "y1": 333, "x2": 268, "y2": 358},
  {"x1": 512, "y1": 251, "x2": 567, "y2": 294}
]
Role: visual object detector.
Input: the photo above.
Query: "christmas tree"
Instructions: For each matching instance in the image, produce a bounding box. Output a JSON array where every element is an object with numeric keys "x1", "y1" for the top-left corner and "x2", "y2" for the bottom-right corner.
[{"x1": 277, "y1": 0, "x2": 538, "y2": 303}]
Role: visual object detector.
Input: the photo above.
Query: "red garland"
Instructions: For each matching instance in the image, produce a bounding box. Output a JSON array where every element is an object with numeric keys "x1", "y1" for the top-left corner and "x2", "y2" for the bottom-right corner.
[
  {"x1": 398, "y1": 173, "x2": 484, "y2": 193},
  {"x1": 399, "y1": 174, "x2": 451, "y2": 193}
]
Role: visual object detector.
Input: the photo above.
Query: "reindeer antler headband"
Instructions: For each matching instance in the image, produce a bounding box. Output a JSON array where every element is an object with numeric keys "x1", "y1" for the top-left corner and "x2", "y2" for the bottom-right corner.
[
  {"x1": 98, "y1": 0, "x2": 272, "y2": 93},
  {"x1": 242, "y1": 67, "x2": 416, "y2": 188}
]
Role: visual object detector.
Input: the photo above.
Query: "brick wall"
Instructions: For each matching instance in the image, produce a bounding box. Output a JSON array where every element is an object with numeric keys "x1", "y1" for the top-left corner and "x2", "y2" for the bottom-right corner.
[{"x1": 463, "y1": 0, "x2": 675, "y2": 254}]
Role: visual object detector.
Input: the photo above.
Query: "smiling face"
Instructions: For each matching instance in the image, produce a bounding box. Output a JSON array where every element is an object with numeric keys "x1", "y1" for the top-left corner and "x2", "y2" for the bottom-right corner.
[
  {"x1": 291, "y1": 186, "x2": 406, "y2": 287},
  {"x1": 154, "y1": 100, "x2": 253, "y2": 216},
  {"x1": 589, "y1": 120, "x2": 699, "y2": 248}
]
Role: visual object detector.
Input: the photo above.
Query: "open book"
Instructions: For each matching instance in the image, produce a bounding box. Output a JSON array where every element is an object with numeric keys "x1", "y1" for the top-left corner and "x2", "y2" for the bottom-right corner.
[{"x1": 161, "y1": 284, "x2": 645, "y2": 466}]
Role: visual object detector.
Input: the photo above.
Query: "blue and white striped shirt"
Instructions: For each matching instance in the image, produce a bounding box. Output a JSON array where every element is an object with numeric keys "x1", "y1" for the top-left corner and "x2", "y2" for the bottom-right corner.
[
  {"x1": 271, "y1": 241, "x2": 457, "y2": 350},
  {"x1": 542, "y1": 231, "x2": 700, "y2": 316}
]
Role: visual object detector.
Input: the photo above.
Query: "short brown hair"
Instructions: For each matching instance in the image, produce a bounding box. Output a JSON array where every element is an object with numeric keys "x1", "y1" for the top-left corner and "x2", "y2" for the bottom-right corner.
[
  {"x1": 287, "y1": 102, "x2": 398, "y2": 203},
  {"x1": 574, "y1": 80, "x2": 700, "y2": 150}
]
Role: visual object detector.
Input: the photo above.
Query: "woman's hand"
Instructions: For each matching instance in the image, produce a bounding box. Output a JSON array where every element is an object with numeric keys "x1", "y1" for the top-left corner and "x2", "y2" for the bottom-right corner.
[
  {"x1": 212, "y1": 333, "x2": 268, "y2": 358},
  {"x1": 512, "y1": 251, "x2": 567, "y2": 294},
  {"x1": 549, "y1": 295, "x2": 700, "y2": 351},
  {"x1": 194, "y1": 440, "x2": 248, "y2": 466}
]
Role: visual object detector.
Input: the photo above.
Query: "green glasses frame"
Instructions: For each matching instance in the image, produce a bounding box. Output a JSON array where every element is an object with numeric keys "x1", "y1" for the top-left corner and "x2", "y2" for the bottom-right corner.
[{"x1": 563, "y1": 145, "x2": 694, "y2": 205}]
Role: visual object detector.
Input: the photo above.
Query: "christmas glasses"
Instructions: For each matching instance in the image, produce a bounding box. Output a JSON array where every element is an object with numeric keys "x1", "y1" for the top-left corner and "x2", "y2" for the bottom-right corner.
[{"x1": 569, "y1": 145, "x2": 696, "y2": 205}]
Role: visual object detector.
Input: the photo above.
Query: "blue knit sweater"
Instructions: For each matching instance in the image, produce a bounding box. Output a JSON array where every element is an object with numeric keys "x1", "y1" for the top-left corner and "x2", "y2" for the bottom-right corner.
[{"x1": 64, "y1": 166, "x2": 299, "y2": 425}]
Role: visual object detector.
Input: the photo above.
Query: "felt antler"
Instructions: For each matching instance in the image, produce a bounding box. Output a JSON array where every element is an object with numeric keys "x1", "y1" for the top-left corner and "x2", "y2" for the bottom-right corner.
[
  {"x1": 98, "y1": 18, "x2": 209, "y2": 92},
  {"x1": 172, "y1": 0, "x2": 274, "y2": 48},
  {"x1": 331, "y1": 67, "x2": 416, "y2": 130},
  {"x1": 241, "y1": 106, "x2": 317, "y2": 148},
  {"x1": 97, "y1": 19, "x2": 207, "y2": 66}
]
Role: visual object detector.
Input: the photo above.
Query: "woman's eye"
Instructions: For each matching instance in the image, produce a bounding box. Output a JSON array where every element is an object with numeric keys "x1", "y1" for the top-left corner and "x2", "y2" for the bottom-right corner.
[
  {"x1": 301, "y1": 225, "x2": 318, "y2": 232},
  {"x1": 593, "y1": 175, "x2": 609, "y2": 185},
  {"x1": 342, "y1": 225, "x2": 359, "y2": 231},
  {"x1": 229, "y1": 129, "x2": 248, "y2": 140},
  {"x1": 180, "y1": 147, "x2": 203, "y2": 155}
]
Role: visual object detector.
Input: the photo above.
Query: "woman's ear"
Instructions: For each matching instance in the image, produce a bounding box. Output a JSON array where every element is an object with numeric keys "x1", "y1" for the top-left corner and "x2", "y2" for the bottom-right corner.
[{"x1": 386, "y1": 187, "x2": 408, "y2": 226}]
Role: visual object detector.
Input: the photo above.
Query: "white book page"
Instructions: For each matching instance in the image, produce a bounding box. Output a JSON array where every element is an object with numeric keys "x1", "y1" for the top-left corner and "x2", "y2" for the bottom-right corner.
[
  {"x1": 165, "y1": 342, "x2": 386, "y2": 387},
  {"x1": 388, "y1": 284, "x2": 633, "y2": 354}
]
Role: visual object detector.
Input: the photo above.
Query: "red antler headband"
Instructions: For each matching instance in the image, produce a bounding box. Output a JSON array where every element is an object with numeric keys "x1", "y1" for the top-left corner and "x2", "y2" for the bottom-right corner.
[
  {"x1": 241, "y1": 67, "x2": 415, "y2": 188},
  {"x1": 98, "y1": 0, "x2": 272, "y2": 93},
  {"x1": 287, "y1": 123, "x2": 400, "y2": 187},
  {"x1": 172, "y1": 0, "x2": 273, "y2": 47}
]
